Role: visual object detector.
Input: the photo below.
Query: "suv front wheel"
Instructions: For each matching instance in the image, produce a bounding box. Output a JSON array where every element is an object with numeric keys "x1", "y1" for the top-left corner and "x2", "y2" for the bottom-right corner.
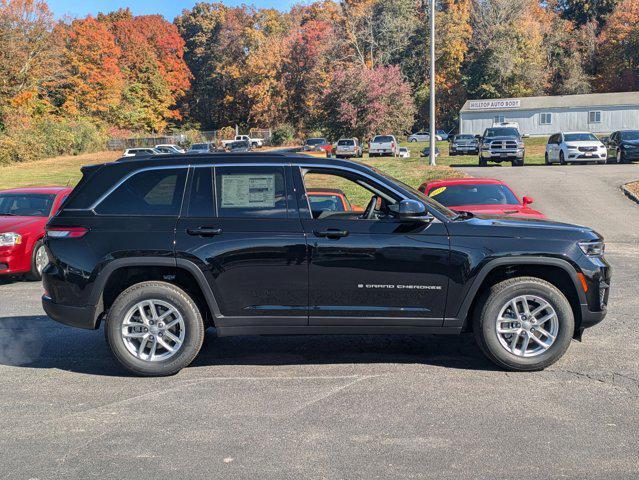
[
  {"x1": 473, "y1": 277, "x2": 574, "y2": 371},
  {"x1": 105, "y1": 281, "x2": 205, "y2": 376}
]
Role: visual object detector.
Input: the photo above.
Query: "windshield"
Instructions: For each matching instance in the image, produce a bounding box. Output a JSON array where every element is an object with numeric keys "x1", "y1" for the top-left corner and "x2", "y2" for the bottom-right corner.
[
  {"x1": 373, "y1": 136, "x2": 393, "y2": 143},
  {"x1": 0, "y1": 194, "x2": 56, "y2": 217},
  {"x1": 428, "y1": 184, "x2": 519, "y2": 206},
  {"x1": 454, "y1": 135, "x2": 475, "y2": 141},
  {"x1": 564, "y1": 133, "x2": 599, "y2": 142},
  {"x1": 306, "y1": 138, "x2": 327, "y2": 146},
  {"x1": 484, "y1": 128, "x2": 520, "y2": 138},
  {"x1": 620, "y1": 131, "x2": 639, "y2": 141},
  {"x1": 308, "y1": 194, "x2": 346, "y2": 212}
]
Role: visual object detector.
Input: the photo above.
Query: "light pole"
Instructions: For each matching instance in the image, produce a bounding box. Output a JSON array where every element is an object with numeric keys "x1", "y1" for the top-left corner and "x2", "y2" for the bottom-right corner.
[{"x1": 428, "y1": 0, "x2": 436, "y2": 166}]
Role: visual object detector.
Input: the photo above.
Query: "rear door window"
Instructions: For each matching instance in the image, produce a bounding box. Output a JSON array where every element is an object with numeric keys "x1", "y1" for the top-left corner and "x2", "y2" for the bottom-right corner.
[
  {"x1": 96, "y1": 168, "x2": 187, "y2": 216},
  {"x1": 215, "y1": 166, "x2": 288, "y2": 218}
]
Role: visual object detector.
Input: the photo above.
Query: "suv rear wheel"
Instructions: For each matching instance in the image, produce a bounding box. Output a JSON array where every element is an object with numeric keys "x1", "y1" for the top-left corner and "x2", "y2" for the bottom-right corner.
[
  {"x1": 105, "y1": 281, "x2": 205, "y2": 376},
  {"x1": 473, "y1": 277, "x2": 574, "y2": 371}
]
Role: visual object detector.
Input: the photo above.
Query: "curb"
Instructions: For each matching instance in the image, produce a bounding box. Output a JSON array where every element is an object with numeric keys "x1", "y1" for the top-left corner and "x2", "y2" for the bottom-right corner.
[{"x1": 621, "y1": 183, "x2": 639, "y2": 206}]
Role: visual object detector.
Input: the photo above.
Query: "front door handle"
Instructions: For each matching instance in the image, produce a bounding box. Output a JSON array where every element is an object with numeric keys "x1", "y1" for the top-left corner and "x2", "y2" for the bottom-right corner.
[
  {"x1": 313, "y1": 229, "x2": 349, "y2": 239},
  {"x1": 186, "y1": 227, "x2": 223, "y2": 237}
]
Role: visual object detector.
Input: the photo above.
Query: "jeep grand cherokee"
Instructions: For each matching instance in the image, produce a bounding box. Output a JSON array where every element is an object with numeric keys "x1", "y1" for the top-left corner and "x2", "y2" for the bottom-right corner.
[{"x1": 42, "y1": 153, "x2": 610, "y2": 376}]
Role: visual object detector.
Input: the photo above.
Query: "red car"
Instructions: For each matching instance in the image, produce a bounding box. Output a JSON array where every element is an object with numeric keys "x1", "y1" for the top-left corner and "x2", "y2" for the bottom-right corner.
[
  {"x1": 307, "y1": 188, "x2": 364, "y2": 215},
  {"x1": 0, "y1": 186, "x2": 73, "y2": 280},
  {"x1": 418, "y1": 178, "x2": 545, "y2": 219}
]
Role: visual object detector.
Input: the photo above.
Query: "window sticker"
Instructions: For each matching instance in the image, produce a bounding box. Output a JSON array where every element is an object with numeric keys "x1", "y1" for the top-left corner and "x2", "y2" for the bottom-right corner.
[
  {"x1": 221, "y1": 174, "x2": 276, "y2": 208},
  {"x1": 429, "y1": 187, "x2": 447, "y2": 197}
]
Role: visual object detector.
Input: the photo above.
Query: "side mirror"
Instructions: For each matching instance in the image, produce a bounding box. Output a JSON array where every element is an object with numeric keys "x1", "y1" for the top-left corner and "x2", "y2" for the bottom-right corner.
[
  {"x1": 522, "y1": 134, "x2": 530, "y2": 138},
  {"x1": 522, "y1": 196, "x2": 534, "y2": 206},
  {"x1": 398, "y1": 199, "x2": 432, "y2": 222}
]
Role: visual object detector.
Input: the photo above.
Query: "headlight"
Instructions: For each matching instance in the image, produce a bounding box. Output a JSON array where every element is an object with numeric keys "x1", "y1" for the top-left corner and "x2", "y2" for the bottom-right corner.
[
  {"x1": 0, "y1": 232, "x2": 22, "y2": 247},
  {"x1": 567, "y1": 145, "x2": 579, "y2": 150},
  {"x1": 623, "y1": 144, "x2": 633, "y2": 150},
  {"x1": 579, "y1": 241, "x2": 605, "y2": 256}
]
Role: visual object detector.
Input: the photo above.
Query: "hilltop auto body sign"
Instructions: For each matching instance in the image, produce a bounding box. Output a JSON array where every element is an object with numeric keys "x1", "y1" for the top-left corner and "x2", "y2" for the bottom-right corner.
[{"x1": 468, "y1": 99, "x2": 521, "y2": 110}]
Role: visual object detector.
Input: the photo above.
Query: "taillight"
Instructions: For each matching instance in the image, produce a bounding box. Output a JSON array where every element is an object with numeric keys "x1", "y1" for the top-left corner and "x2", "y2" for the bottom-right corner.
[{"x1": 46, "y1": 227, "x2": 89, "y2": 239}]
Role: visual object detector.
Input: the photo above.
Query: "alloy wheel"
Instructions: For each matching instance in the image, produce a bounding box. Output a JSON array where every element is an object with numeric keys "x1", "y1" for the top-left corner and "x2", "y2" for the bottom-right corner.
[
  {"x1": 121, "y1": 299, "x2": 186, "y2": 362},
  {"x1": 35, "y1": 245, "x2": 49, "y2": 275},
  {"x1": 495, "y1": 295, "x2": 559, "y2": 357}
]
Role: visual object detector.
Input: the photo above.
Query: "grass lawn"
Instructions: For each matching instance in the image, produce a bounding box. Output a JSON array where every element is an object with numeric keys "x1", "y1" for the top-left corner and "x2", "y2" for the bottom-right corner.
[{"x1": 0, "y1": 151, "x2": 120, "y2": 190}]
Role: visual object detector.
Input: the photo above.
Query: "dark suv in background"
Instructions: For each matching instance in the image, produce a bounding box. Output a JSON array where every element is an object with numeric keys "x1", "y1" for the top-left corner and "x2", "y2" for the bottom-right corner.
[{"x1": 43, "y1": 153, "x2": 610, "y2": 376}]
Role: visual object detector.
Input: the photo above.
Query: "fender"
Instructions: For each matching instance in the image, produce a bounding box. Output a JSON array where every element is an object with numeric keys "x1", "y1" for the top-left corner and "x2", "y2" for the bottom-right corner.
[
  {"x1": 89, "y1": 256, "x2": 222, "y2": 319},
  {"x1": 445, "y1": 256, "x2": 586, "y2": 328}
]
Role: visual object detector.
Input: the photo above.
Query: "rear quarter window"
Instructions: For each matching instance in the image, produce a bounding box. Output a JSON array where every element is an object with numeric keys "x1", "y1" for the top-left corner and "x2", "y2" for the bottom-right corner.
[{"x1": 95, "y1": 168, "x2": 187, "y2": 216}]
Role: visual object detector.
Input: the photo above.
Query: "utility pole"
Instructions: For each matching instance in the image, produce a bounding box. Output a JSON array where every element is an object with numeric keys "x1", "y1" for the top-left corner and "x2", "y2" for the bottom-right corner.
[{"x1": 428, "y1": 0, "x2": 436, "y2": 166}]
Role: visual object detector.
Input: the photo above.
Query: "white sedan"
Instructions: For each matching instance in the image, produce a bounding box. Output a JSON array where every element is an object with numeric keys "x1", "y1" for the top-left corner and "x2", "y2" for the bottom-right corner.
[{"x1": 398, "y1": 147, "x2": 411, "y2": 158}]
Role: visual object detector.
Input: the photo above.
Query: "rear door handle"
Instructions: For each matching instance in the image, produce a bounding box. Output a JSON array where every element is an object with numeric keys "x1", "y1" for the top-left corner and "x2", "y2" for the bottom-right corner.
[
  {"x1": 313, "y1": 229, "x2": 349, "y2": 239},
  {"x1": 186, "y1": 227, "x2": 223, "y2": 237}
]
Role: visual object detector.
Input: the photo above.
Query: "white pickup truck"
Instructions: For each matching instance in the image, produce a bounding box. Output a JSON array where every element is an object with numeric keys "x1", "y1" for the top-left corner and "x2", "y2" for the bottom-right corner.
[
  {"x1": 221, "y1": 135, "x2": 263, "y2": 148},
  {"x1": 369, "y1": 135, "x2": 400, "y2": 157}
]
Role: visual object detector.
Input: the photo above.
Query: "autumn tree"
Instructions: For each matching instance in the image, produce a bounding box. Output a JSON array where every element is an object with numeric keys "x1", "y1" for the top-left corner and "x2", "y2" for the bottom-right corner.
[
  {"x1": 595, "y1": 0, "x2": 639, "y2": 91},
  {"x1": 53, "y1": 17, "x2": 124, "y2": 120},
  {"x1": 557, "y1": 0, "x2": 618, "y2": 26},
  {"x1": 175, "y1": 3, "x2": 260, "y2": 130},
  {"x1": 320, "y1": 64, "x2": 415, "y2": 139},
  {"x1": 465, "y1": 0, "x2": 548, "y2": 100},
  {"x1": 0, "y1": 0, "x2": 62, "y2": 125}
]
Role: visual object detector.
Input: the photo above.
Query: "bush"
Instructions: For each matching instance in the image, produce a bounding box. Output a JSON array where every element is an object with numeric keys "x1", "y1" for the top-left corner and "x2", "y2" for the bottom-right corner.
[
  {"x1": 0, "y1": 117, "x2": 106, "y2": 165},
  {"x1": 271, "y1": 124, "x2": 296, "y2": 146}
]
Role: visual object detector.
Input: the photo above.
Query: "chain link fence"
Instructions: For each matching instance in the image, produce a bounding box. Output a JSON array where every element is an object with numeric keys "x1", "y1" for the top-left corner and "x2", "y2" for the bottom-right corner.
[{"x1": 107, "y1": 128, "x2": 272, "y2": 151}]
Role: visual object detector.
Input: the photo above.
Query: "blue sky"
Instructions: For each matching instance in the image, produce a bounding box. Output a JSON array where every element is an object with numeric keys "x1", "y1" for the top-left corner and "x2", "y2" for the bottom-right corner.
[{"x1": 47, "y1": 1, "x2": 299, "y2": 20}]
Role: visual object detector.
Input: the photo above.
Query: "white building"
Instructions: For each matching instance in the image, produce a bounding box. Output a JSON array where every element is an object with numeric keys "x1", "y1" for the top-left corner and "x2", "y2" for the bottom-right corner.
[{"x1": 459, "y1": 91, "x2": 639, "y2": 136}]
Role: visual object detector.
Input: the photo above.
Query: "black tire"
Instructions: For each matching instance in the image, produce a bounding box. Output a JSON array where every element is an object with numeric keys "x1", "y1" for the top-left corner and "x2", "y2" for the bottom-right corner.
[
  {"x1": 617, "y1": 149, "x2": 626, "y2": 164},
  {"x1": 26, "y1": 240, "x2": 47, "y2": 281},
  {"x1": 511, "y1": 157, "x2": 524, "y2": 167},
  {"x1": 105, "y1": 281, "x2": 205, "y2": 376},
  {"x1": 544, "y1": 153, "x2": 550, "y2": 165},
  {"x1": 479, "y1": 156, "x2": 487, "y2": 167},
  {"x1": 473, "y1": 277, "x2": 574, "y2": 371},
  {"x1": 559, "y1": 151, "x2": 566, "y2": 165}
]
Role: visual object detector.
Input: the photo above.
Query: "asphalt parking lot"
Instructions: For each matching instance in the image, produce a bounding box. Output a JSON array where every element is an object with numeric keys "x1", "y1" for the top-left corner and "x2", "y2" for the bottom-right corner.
[{"x1": 1, "y1": 164, "x2": 638, "y2": 479}]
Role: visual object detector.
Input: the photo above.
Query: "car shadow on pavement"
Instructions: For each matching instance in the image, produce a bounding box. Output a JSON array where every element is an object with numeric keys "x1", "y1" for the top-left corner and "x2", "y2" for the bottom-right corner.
[{"x1": 0, "y1": 316, "x2": 499, "y2": 377}]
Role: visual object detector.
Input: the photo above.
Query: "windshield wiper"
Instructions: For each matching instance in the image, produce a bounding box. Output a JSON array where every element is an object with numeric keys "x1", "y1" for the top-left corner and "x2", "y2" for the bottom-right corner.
[{"x1": 0, "y1": 213, "x2": 17, "y2": 216}]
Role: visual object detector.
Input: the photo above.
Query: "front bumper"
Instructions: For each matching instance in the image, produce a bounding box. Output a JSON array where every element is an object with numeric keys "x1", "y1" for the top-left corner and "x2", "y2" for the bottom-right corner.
[
  {"x1": 0, "y1": 246, "x2": 29, "y2": 275},
  {"x1": 451, "y1": 145, "x2": 478, "y2": 154},
  {"x1": 622, "y1": 148, "x2": 639, "y2": 160},
  {"x1": 481, "y1": 149, "x2": 525, "y2": 160},
  {"x1": 42, "y1": 295, "x2": 100, "y2": 330}
]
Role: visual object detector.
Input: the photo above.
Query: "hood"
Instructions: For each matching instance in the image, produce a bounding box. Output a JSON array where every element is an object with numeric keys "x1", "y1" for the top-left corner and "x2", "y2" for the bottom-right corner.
[
  {"x1": 0, "y1": 215, "x2": 44, "y2": 232},
  {"x1": 565, "y1": 140, "x2": 604, "y2": 148},
  {"x1": 485, "y1": 135, "x2": 520, "y2": 142},
  {"x1": 458, "y1": 213, "x2": 601, "y2": 242}
]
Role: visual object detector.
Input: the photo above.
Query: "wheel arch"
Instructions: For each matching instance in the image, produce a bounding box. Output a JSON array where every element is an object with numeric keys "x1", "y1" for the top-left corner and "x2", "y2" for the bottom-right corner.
[
  {"x1": 90, "y1": 257, "x2": 221, "y2": 328},
  {"x1": 455, "y1": 257, "x2": 586, "y2": 334}
]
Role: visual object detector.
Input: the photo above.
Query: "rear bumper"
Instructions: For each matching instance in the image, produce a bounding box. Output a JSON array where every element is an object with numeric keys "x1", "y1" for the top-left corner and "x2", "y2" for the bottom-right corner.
[{"x1": 42, "y1": 295, "x2": 100, "y2": 330}]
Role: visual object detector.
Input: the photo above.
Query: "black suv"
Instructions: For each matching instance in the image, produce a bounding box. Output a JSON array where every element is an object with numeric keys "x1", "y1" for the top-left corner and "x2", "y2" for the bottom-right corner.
[{"x1": 42, "y1": 153, "x2": 610, "y2": 376}]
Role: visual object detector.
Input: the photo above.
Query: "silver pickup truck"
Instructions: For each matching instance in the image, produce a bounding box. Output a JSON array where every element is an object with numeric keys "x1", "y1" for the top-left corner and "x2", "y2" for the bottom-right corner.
[
  {"x1": 369, "y1": 135, "x2": 400, "y2": 157},
  {"x1": 478, "y1": 127, "x2": 525, "y2": 167}
]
